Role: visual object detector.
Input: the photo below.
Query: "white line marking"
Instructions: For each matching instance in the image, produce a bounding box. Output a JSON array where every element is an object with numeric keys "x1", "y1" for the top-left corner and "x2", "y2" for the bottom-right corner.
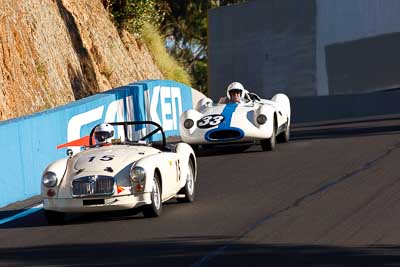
[{"x1": 0, "y1": 204, "x2": 43, "y2": 225}]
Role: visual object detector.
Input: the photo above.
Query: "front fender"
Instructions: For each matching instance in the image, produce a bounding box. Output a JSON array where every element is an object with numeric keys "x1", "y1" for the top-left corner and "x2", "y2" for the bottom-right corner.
[
  {"x1": 180, "y1": 109, "x2": 203, "y2": 138},
  {"x1": 131, "y1": 157, "x2": 158, "y2": 194},
  {"x1": 41, "y1": 158, "x2": 68, "y2": 196},
  {"x1": 132, "y1": 145, "x2": 196, "y2": 197},
  {"x1": 175, "y1": 143, "x2": 197, "y2": 186},
  {"x1": 255, "y1": 105, "x2": 275, "y2": 138},
  {"x1": 271, "y1": 93, "x2": 291, "y2": 119},
  {"x1": 132, "y1": 152, "x2": 179, "y2": 197}
]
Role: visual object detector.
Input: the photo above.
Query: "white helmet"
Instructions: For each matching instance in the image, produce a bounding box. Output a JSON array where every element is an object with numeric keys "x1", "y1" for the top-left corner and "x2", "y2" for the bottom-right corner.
[
  {"x1": 94, "y1": 123, "x2": 115, "y2": 144},
  {"x1": 226, "y1": 82, "x2": 245, "y2": 100}
]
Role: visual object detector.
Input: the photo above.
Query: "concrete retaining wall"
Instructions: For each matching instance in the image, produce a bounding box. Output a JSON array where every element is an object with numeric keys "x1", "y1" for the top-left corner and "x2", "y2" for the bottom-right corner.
[
  {"x1": 291, "y1": 89, "x2": 400, "y2": 123},
  {"x1": 208, "y1": 0, "x2": 400, "y2": 98},
  {"x1": 208, "y1": 0, "x2": 316, "y2": 99},
  {"x1": 317, "y1": 0, "x2": 400, "y2": 95}
]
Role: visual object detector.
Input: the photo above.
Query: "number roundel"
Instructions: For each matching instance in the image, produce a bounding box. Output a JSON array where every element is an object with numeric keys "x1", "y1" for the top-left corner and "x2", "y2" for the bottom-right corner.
[
  {"x1": 88, "y1": 155, "x2": 115, "y2": 162},
  {"x1": 197, "y1": 115, "x2": 225, "y2": 129}
]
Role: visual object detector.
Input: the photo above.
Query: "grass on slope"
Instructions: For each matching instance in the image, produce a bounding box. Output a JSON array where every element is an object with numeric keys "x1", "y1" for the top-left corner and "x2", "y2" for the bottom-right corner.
[{"x1": 141, "y1": 22, "x2": 192, "y2": 86}]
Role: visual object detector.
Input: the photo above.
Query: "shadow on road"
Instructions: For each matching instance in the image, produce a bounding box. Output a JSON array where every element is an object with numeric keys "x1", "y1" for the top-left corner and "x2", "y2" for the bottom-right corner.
[
  {"x1": 0, "y1": 199, "x2": 194, "y2": 229},
  {"x1": 0, "y1": 209, "x2": 143, "y2": 228},
  {"x1": 195, "y1": 143, "x2": 257, "y2": 157},
  {"x1": 1, "y1": 240, "x2": 400, "y2": 266}
]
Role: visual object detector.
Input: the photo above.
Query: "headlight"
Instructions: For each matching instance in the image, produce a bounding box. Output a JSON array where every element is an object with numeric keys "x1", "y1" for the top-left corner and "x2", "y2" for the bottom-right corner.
[
  {"x1": 130, "y1": 166, "x2": 146, "y2": 183},
  {"x1": 184, "y1": 119, "x2": 194, "y2": 129},
  {"x1": 256, "y1": 114, "x2": 267, "y2": 125},
  {"x1": 42, "y1": 171, "x2": 58, "y2": 187}
]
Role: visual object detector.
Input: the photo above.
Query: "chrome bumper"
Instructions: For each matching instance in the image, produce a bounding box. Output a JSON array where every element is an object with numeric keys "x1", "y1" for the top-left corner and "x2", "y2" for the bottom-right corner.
[{"x1": 43, "y1": 193, "x2": 151, "y2": 213}]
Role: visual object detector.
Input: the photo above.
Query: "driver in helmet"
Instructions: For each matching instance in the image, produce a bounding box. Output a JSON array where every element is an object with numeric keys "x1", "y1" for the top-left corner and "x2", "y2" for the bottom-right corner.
[
  {"x1": 94, "y1": 123, "x2": 115, "y2": 146},
  {"x1": 219, "y1": 82, "x2": 247, "y2": 104}
]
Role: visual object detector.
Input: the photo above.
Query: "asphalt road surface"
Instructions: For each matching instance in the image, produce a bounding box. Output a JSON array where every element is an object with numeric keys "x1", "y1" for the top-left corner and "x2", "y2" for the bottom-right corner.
[{"x1": 2, "y1": 115, "x2": 400, "y2": 267}]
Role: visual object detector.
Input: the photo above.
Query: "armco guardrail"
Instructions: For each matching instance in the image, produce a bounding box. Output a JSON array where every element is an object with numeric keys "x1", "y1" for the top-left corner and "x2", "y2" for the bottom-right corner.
[{"x1": 0, "y1": 80, "x2": 203, "y2": 208}]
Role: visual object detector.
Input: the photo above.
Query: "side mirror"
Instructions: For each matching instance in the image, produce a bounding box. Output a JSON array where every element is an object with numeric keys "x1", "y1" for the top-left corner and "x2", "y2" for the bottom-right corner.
[{"x1": 66, "y1": 149, "x2": 73, "y2": 158}]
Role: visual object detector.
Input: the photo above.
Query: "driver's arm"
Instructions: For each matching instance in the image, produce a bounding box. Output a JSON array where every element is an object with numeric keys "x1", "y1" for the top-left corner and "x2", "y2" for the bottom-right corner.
[{"x1": 218, "y1": 96, "x2": 228, "y2": 104}]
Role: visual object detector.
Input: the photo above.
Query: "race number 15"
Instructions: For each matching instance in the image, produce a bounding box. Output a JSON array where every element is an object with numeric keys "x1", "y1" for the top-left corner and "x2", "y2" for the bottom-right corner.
[{"x1": 88, "y1": 155, "x2": 115, "y2": 162}]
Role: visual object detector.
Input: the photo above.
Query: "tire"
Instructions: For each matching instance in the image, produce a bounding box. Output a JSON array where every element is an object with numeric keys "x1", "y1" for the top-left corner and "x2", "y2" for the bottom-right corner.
[
  {"x1": 44, "y1": 210, "x2": 65, "y2": 225},
  {"x1": 261, "y1": 122, "x2": 276, "y2": 151},
  {"x1": 191, "y1": 144, "x2": 199, "y2": 155},
  {"x1": 177, "y1": 160, "x2": 195, "y2": 203},
  {"x1": 277, "y1": 121, "x2": 290, "y2": 143},
  {"x1": 142, "y1": 173, "x2": 162, "y2": 218}
]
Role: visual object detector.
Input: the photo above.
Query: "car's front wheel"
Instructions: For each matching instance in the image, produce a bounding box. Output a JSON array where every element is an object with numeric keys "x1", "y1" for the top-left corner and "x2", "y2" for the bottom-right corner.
[
  {"x1": 44, "y1": 210, "x2": 65, "y2": 225},
  {"x1": 277, "y1": 120, "x2": 290, "y2": 143},
  {"x1": 142, "y1": 173, "x2": 162, "y2": 218},
  {"x1": 191, "y1": 144, "x2": 199, "y2": 155},
  {"x1": 261, "y1": 122, "x2": 276, "y2": 151},
  {"x1": 177, "y1": 160, "x2": 195, "y2": 203}
]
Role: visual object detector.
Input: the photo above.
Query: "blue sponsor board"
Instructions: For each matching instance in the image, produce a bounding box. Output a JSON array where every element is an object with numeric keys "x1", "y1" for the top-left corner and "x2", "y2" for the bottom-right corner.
[
  {"x1": 136, "y1": 80, "x2": 193, "y2": 139},
  {"x1": 0, "y1": 80, "x2": 192, "y2": 208}
]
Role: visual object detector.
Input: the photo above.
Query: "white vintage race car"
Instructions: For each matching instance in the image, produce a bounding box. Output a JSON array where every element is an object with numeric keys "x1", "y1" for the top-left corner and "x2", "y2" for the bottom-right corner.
[
  {"x1": 41, "y1": 121, "x2": 197, "y2": 224},
  {"x1": 180, "y1": 91, "x2": 291, "y2": 151}
]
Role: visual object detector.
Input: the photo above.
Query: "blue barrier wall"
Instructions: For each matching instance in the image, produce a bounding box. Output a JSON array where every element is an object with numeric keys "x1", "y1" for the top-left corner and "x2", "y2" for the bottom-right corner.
[{"x1": 0, "y1": 80, "x2": 192, "y2": 208}]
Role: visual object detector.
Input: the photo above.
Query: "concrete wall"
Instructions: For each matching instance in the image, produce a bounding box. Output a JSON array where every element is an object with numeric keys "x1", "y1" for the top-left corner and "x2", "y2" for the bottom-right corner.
[
  {"x1": 0, "y1": 80, "x2": 201, "y2": 208},
  {"x1": 291, "y1": 89, "x2": 400, "y2": 123},
  {"x1": 209, "y1": 0, "x2": 400, "y2": 98},
  {"x1": 317, "y1": 0, "x2": 400, "y2": 95},
  {"x1": 208, "y1": 0, "x2": 316, "y2": 100}
]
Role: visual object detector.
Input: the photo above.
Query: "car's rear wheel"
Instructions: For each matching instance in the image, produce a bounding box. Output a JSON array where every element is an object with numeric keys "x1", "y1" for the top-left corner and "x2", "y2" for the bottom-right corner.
[
  {"x1": 261, "y1": 122, "x2": 276, "y2": 151},
  {"x1": 44, "y1": 210, "x2": 65, "y2": 225},
  {"x1": 142, "y1": 173, "x2": 162, "y2": 218},
  {"x1": 177, "y1": 160, "x2": 195, "y2": 203}
]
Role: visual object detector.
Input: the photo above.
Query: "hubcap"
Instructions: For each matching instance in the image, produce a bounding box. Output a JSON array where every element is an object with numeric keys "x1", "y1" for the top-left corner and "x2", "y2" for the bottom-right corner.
[
  {"x1": 153, "y1": 177, "x2": 161, "y2": 209},
  {"x1": 187, "y1": 164, "x2": 194, "y2": 195},
  {"x1": 271, "y1": 127, "x2": 276, "y2": 145}
]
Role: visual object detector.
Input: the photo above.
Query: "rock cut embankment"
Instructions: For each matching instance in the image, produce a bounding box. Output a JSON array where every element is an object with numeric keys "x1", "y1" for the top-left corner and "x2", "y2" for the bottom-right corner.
[{"x1": 0, "y1": 0, "x2": 163, "y2": 120}]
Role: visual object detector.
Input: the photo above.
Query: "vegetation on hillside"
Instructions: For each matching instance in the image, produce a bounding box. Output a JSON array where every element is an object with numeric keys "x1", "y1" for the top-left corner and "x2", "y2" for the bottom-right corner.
[
  {"x1": 102, "y1": 0, "x2": 248, "y2": 95},
  {"x1": 141, "y1": 22, "x2": 192, "y2": 86},
  {"x1": 102, "y1": 0, "x2": 164, "y2": 34}
]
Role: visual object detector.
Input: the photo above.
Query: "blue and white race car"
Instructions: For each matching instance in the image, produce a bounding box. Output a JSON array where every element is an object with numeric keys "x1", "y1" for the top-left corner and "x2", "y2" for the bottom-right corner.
[{"x1": 179, "y1": 83, "x2": 291, "y2": 151}]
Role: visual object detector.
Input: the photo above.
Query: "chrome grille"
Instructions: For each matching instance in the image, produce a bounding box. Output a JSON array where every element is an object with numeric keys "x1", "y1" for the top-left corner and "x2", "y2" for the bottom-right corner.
[{"x1": 72, "y1": 175, "x2": 114, "y2": 197}]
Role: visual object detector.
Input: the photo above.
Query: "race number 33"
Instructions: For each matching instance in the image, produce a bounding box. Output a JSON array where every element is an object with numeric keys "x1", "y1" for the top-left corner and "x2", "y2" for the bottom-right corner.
[{"x1": 197, "y1": 115, "x2": 224, "y2": 128}]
